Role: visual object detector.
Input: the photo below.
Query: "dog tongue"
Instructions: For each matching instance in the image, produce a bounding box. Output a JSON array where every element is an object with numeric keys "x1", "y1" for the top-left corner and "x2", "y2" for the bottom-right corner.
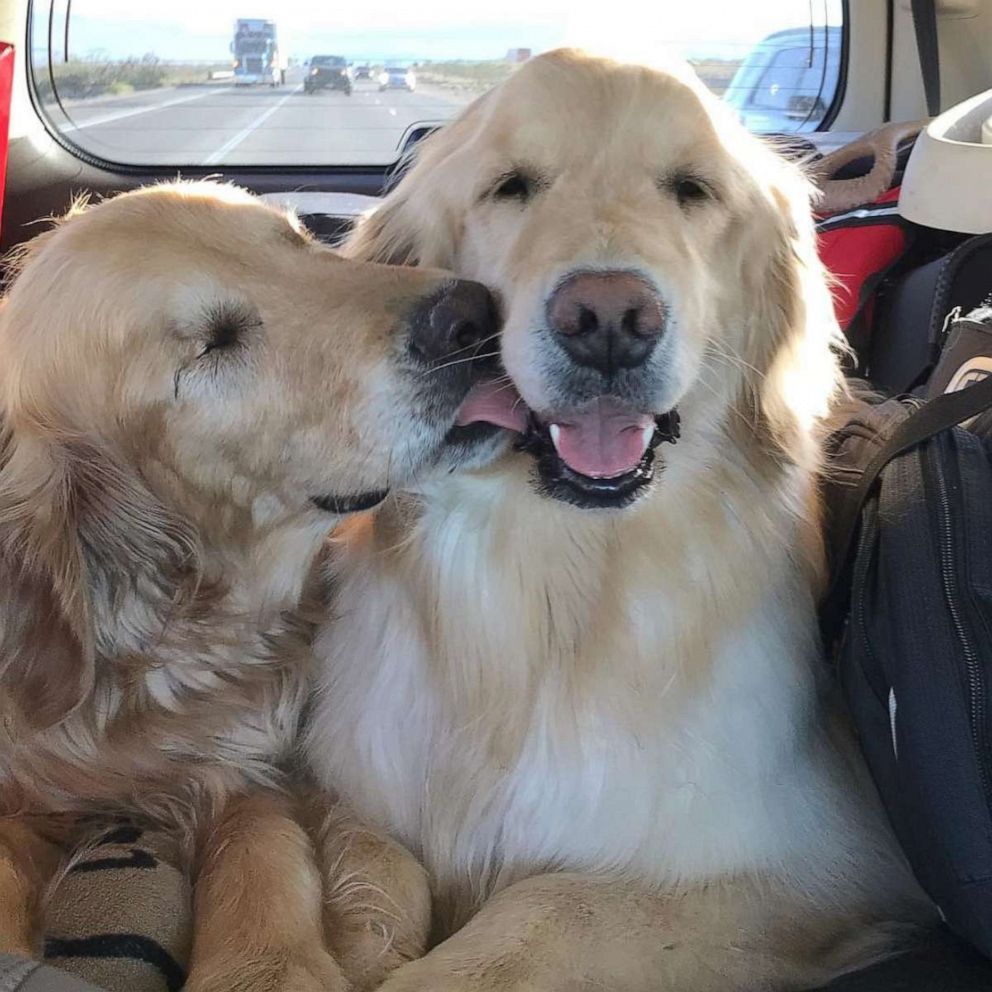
[
  {"x1": 456, "y1": 380, "x2": 530, "y2": 433},
  {"x1": 549, "y1": 399, "x2": 654, "y2": 479},
  {"x1": 456, "y1": 383, "x2": 654, "y2": 479}
]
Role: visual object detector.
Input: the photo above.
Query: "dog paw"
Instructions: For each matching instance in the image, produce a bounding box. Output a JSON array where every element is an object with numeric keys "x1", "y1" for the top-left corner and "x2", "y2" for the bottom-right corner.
[
  {"x1": 333, "y1": 916, "x2": 427, "y2": 991},
  {"x1": 185, "y1": 946, "x2": 349, "y2": 992}
]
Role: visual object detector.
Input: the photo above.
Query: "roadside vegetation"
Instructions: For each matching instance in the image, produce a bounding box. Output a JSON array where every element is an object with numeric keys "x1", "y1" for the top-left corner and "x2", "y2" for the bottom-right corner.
[
  {"x1": 35, "y1": 55, "x2": 230, "y2": 101},
  {"x1": 414, "y1": 56, "x2": 742, "y2": 98},
  {"x1": 415, "y1": 60, "x2": 518, "y2": 95}
]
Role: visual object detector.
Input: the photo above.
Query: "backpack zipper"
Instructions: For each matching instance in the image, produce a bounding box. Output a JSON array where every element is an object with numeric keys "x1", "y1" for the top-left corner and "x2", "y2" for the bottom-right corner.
[
  {"x1": 927, "y1": 442, "x2": 992, "y2": 804},
  {"x1": 852, "y1": 509, "x2": 882, "y2": 693}
]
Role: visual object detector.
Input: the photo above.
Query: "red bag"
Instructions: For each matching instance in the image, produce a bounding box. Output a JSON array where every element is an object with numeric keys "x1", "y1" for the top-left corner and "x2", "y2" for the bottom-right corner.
[
  {"x1": 809, "y1": 122, "x2": 924, "y2": 366},
  {"x1": 816, "y1": 187, "x2": 910, "y2": 342}
]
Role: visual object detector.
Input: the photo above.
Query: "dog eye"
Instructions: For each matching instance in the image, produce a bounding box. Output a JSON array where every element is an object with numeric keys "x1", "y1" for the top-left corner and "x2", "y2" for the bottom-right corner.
[
  {"x1": 198, "y1": 302, "x2": 260, "y2": 357},
  {"x1": 492, "y1": 172, "x2": 533, "y2": 202},
  {"x1": 670, "y1": 174, "x2": 712, "y2": 208}
]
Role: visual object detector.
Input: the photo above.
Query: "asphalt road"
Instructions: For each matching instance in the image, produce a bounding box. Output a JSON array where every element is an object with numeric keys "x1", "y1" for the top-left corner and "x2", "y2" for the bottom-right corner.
[{"x1": 46, "y1": 78, "x2": 466, "y2": 167}]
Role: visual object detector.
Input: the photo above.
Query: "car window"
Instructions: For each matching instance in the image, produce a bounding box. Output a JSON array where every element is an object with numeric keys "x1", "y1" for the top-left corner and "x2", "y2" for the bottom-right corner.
[
  {"x1": 30, "y1": 0, "x2": 843, "y2": 169},
  {"x1": 723, "y1": 29, "x2": 842, "y2": 131}
]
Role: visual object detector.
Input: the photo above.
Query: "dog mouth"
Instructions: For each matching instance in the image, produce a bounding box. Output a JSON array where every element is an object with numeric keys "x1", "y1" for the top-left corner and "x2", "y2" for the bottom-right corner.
[{"x1": 455, "y1": 380, "x2": 680, "y2": 509}]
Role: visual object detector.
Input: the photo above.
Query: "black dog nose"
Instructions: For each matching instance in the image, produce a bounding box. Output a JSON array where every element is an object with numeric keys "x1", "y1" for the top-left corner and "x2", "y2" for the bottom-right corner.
[
  {"x1": 546, "y1": 270, "x2": 666, "y2": 375},
  {"x1": 410, "y1": 279, "x2": 498, "y2": 364}
]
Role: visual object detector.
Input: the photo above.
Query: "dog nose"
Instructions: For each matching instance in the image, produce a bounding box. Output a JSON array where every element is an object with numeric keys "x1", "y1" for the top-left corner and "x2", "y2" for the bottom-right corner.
[
  {"x1": 410, "y1": 279, "x2": 498, "y2": 364},
  {"x1": 546, "y1": 271, "x2": 666, "y2": 375}
]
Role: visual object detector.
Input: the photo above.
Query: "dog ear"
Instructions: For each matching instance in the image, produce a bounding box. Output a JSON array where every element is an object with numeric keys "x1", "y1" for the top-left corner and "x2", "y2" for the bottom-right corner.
[
  {"x1": 343, "y1": 98, "x2": 497, "y2": 269},
  {"x1": 0, "y1": 423, "x2": 203, "y2": 730},
  {"x1": 345, "y1": 196, "x2": 423, "y2": 266},
  {"x1": 739, "y1": 160, "x2": 844, "y2": 458},
  {"x1": 346, "y1": 174, "x2": 462, "y2": 269}
]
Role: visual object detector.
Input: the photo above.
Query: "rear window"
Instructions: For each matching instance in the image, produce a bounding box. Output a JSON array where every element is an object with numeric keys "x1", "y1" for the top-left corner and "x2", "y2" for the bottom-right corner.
[{"x1": 30, "y1": 1, "x2": 843, "y2": 169}]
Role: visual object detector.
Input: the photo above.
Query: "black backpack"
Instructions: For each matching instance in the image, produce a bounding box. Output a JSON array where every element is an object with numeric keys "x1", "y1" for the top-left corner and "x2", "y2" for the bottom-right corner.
[{"x1": 821, "y1": 307, "x2": 992, "y2": 957}]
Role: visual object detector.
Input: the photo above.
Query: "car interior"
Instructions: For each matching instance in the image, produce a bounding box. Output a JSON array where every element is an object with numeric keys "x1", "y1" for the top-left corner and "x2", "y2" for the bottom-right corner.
[{"x1": 1, "y1": 0, "x2": 992, "y2": 989}]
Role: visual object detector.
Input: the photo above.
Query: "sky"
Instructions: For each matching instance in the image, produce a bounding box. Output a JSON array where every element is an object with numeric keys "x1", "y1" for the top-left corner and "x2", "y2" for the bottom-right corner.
[{"x1": 41, "y1": 0, "x2": 842, "y2": 64}]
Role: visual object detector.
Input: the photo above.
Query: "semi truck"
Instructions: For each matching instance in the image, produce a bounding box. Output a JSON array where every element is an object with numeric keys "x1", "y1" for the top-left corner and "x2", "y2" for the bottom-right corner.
[{"x1": 231, "y1": 19, "x2": 283, "y2": 86}]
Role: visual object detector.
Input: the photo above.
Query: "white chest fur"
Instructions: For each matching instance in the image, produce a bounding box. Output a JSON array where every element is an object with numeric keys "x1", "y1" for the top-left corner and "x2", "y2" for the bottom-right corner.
[{"x1": 306, "y1": 471, "x2": 893, "y2": 923}]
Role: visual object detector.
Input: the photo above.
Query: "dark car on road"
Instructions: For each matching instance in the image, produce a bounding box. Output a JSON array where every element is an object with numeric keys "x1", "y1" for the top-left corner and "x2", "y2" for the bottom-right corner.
[
  {"x1": 304, "y1": 55, "x2": 353, "y2": 95},
  {"x1": 354, "y1": 64, "x2": 371, "y2": 79}
]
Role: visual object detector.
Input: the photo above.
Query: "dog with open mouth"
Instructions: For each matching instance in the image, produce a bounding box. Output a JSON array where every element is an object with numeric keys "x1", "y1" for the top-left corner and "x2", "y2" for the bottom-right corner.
[{"x1": 305, "y1": 50, "x2": 935, "y2": 992}]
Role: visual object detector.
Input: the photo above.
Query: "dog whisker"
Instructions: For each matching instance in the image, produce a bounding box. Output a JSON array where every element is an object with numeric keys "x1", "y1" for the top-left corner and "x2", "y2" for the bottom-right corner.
[
  {"x1": 417, "y1": 351, "x2": 501, "y2": 377},
  {"x1": 706, "y1": 340, "x2": 766, "y2": 380},
  {"x1": 433, "y1": 331, "x2": 503, "y2": 361}
]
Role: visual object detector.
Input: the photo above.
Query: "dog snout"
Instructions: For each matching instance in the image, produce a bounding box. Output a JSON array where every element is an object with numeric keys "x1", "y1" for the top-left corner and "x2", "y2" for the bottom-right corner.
[
  {"x1": 546, "y1": 271, "x2": 666, "y2": 375},
  {"x1": 410, "y1": 279, "x2": 499, "y2": 364}
]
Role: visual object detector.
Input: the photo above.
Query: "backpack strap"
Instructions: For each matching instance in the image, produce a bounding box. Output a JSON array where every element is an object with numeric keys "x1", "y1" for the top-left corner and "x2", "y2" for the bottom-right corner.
[{"x1": 824, "y1": 375, "x2": 992, "y2": 628}]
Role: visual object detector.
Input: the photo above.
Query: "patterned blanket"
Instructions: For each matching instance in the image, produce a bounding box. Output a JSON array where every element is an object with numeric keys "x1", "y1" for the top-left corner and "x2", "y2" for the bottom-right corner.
[{"x1": 43, "y1": 824, "x2": 191, "y2": 992}]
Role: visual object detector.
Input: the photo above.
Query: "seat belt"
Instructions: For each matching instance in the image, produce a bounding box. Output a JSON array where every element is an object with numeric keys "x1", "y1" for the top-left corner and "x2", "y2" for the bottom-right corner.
[{"x1": 910, "y1": 0, "x2": 941, "y2": 116}]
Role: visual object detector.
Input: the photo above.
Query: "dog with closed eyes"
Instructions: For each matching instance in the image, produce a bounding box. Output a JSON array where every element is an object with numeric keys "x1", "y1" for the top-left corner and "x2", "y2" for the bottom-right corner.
[
  {"x1": 304, "y1": 50, "x2": 936, "y2": 991},
  {"x1": 0, "y1": 180, "x2": 498, "y2": 992}
]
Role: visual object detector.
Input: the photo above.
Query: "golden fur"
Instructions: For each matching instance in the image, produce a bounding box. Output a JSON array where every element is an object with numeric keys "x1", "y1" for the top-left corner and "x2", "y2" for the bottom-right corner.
[
  {"x1": 0, "y1": 181, "x2": 485, "y2": 990},
  {"x1": 305, "y1": 50, "x2": 936, "y2": 990}
]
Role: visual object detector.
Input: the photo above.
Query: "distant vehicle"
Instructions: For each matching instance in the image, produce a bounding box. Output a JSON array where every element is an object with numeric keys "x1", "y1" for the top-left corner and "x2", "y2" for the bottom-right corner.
[
  {"x1": 723, "y1": 26, "x2": 842, "y2": 133},
  {"x1": 305, "y1": 55, "x2": 353, "y2": 95},
  {"x1": 379, "y1": 66, "x2": 416, "y2": 92},
  {"x1": 231, "y1": 18, "x2": 282, "y2": 87},
  {"x1": 354, "y1": 64, "x2": 371, "y2": 80}
]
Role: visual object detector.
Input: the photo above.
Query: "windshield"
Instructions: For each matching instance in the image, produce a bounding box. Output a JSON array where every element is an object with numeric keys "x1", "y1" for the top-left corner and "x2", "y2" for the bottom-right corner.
[{"x1": 32, "y1": 0, "x2": 843, "y2": 168}]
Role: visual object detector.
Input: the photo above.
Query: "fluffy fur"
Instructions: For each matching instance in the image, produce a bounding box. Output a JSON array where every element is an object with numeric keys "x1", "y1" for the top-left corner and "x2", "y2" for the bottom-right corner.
[
  {"x1": 0, "y1": 181, "x2": 486, "y2": 990},
  {"x1": 305, "y1": 50, "x2": 935, "y2": 991}
]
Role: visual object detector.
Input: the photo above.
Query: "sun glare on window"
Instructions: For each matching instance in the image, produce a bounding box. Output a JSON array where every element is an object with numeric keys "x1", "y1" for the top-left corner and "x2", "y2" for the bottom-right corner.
[{"x1": 30, "y1": 0, "x2": 843, "y2": 168}]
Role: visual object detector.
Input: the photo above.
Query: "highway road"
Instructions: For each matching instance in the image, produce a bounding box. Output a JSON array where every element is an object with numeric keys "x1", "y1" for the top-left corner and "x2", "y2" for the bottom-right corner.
[{"x1": 43, "y1": 78, "x2": 467, "y2": 167}]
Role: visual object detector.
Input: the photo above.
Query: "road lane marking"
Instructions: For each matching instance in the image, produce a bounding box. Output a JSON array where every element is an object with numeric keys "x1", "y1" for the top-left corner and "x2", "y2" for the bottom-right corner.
[
  {"x1": 204, "y1": 85, "x2": 304, "y2": 165},
  {"x1": 61, "y1": 88, "x2": 232, "y2": 132}
]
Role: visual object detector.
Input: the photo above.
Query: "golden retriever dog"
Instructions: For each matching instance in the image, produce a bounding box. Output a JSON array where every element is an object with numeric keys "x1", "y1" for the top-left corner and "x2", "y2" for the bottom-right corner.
[
  {"x1": 0, "y1": 181, "x2": 499, "y2": 991},
  {"x1": 304, "y1": 49, "x2": 936, "y2": 991}
]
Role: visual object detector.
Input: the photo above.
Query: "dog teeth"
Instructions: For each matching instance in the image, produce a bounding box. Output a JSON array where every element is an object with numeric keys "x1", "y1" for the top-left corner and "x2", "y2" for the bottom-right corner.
[
  {"x1": 549, "y1": 423, "x2": 563, "y2": 453},
  {"x1": 641, "y1": 425, "x2": 655, "y2": 451}
]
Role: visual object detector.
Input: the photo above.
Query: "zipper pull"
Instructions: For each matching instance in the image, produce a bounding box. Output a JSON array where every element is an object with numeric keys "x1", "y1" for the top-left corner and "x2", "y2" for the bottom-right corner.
[{"x1": 940, "y1": 305, "x2": 963, "y2": 343}]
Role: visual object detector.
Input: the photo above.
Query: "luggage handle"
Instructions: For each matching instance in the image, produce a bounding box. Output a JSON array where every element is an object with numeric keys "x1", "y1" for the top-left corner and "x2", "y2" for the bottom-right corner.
[
  {"x1": 809, "y1": 121, "x2": 923, "y2": 215},
  {"x1": 825, "y1": 375, "x2": 992, "y2": 610}
]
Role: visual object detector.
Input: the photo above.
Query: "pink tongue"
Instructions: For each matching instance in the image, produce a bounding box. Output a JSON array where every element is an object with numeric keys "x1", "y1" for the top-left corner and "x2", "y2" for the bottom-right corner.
[
  {"x1": 456, "y1": 382, "x2": 653, "y2": 480},
  {"x1": 551, "y1": 399, "x2": 653, "y2": 479},
  {"x1": 456, "y1": 380, "x2": 529, "y2": 433}
]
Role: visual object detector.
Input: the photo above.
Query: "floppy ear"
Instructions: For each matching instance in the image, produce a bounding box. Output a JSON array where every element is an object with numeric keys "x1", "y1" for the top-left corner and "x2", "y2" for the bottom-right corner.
[
  {"x1": 343, "y1": 95, "x2": 497, "y2": 268},
  {"x1": 0, "y1": 421, "x2": 203, "y2": 729},
  {"x1": 738, "y1": 160, "x2": 844, "y2": 458},
  {"x1": 345, "y1": 194, "x2": 424, "y2": 266},
  {"x1": 0, "y1": 199, "x2": 207, "y2": 730},
  {"x1": 346, "y1": 171, "x2": 462, "y2": 269},
  {"x1": 0, "y1": 423, "x2": 88, "y2": 728}
]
